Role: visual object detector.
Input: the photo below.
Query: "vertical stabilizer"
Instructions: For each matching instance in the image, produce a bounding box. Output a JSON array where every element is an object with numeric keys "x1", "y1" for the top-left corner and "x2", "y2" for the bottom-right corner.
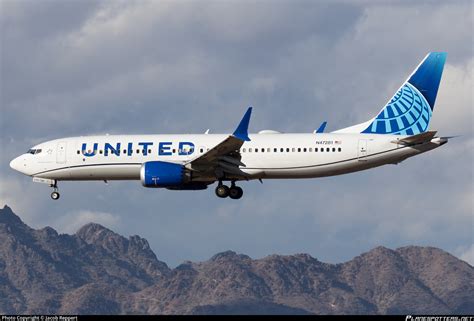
[{"x1": 334, "y1": 52, "x2": 446, "y2": 135}]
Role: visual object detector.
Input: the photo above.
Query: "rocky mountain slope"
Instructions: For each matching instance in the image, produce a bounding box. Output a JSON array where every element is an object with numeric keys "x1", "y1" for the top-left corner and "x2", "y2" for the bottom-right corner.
[{"x1": 0, "y1": 205, "x2": 472, "y2": 314}]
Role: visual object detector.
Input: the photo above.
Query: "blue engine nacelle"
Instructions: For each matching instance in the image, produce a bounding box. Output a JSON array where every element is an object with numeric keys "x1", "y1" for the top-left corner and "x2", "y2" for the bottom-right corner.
[{"x1": 140, "y1": 161, "x2": 186, "y2": 187}]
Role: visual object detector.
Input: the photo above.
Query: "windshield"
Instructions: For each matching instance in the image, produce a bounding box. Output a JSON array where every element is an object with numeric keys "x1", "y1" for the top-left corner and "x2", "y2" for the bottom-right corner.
[{"x1": 27, "y1": 149, "x2": 42, "y2": 155}]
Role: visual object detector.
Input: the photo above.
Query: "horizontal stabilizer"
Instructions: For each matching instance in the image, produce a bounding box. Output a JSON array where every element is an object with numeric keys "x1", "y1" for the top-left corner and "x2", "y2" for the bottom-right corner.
[{"x1": 392, "y1": 131, "x2": 437, "y2": 145}]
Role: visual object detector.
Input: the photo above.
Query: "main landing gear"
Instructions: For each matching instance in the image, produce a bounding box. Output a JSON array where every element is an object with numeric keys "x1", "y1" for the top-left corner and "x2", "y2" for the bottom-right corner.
[
  {"x1": 50, "y1": 181, "x2": 60, "y2": 200},
  {"x1": 215, "y1": 181, "x2": 243, "y2": 200}
]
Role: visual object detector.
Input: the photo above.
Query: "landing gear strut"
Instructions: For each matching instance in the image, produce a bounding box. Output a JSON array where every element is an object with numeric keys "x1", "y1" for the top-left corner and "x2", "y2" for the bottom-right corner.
[
  {"x1": 50, "y1": 181, "x2": 60, "y2": 200},
  {"x1": 215, "y1": 181, "x2": 243, "y2": 199}
]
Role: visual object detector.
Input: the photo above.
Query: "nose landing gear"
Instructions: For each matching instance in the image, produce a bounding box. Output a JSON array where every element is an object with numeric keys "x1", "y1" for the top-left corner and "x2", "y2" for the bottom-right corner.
[
  {"x1": 215, "y1": 181, "x2": 243, "y2": 199},
  {"x1": 51, "y1": 191, "x2": 60, "y2": 200},
  {"x1": 50, "y1": 181, "x2": 60, "y2": 200}
]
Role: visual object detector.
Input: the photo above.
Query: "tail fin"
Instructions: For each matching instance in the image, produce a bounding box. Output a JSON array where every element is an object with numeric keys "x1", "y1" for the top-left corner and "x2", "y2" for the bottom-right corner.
[{"x1": 334, "y1": 52, "x2": 447, "y2": 135}]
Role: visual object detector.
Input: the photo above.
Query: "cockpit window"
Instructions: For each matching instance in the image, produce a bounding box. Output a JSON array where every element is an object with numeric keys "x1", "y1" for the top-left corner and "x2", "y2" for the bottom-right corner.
[{"x1": 27, "y1": 149, "x2": 42, "y2": 155}]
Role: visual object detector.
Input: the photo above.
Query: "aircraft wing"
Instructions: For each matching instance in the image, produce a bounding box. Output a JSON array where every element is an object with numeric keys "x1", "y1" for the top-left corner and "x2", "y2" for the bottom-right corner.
[
  {"x1": 392, "y1": 130, "x2": 437, "y2": 145},
  {"x1": 185, "y1": 107, "x2": 252, "y2": 178}
]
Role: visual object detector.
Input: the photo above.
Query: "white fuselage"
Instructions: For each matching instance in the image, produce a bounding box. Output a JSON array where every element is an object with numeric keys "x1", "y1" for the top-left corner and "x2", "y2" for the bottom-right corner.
[{"x1": 10, "y1": 132, "x2": 446, "y2": 183}]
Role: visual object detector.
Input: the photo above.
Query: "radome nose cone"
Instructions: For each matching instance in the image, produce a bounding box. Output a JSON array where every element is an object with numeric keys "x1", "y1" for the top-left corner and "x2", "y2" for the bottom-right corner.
[{"x1": 9, "y1": 157, "x2": 21, "y2": 172}]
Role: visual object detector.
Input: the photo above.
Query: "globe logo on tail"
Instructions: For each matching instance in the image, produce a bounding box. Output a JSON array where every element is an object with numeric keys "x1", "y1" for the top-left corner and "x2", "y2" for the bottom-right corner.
[{"x1": 362, "y1": 82, "x2": 432, "y2": 135}]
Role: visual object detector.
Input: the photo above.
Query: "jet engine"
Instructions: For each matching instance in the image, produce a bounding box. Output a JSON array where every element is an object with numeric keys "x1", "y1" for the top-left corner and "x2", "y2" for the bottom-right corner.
[{"x1": 140, "y1": 161, "x2": 186, "y2": 187}]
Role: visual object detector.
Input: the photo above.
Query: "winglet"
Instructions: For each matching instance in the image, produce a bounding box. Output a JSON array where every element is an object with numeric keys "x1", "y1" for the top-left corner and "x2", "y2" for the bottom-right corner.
[
  {"x1": 233, "y1": 107, "x2": 252, "y2": 141},
  {"x1": 314, "y1": 121, "x2": 327, "y2": 134}
]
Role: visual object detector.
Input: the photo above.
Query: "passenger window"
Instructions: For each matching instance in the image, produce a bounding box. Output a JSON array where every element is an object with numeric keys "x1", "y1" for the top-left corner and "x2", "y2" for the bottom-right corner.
[
  {"x1": 243, "y1": 148, "x2": 246, "y2": 153},
  {"x1": 338, "y1": 147, "x2": 342, "y2": 152},
  {"x1": 321, "y1": 148, "x2": 324, "y2": 152},
  {"x1": 292, "y1": 148, "x2": 295, "y2": 152},
  {"x1": 326, "y1": 148, "x2": 330, "y2": 152},
  {"x1": 286, "y1": 148, "x2": 290, "y2": 152},
  {"x1": 303, "y1": 148, "x2": 307, "y2": 152},
  {"x1": 77, "y1": 150, "x2": 80, "y2": 154},
  {"x1": 267, "y1": 148, "x2": 271, "y2": 152},
  {"x1": 332, "y1": 148, "x2": 335, "y2": 152},
  {"x1": 274, "y1": 148, "x2": 277, "y2": 152},
  {"x1": 200, "y1": 148, "x2": 203, "y2": 153},
  {"x1": 255, "y1": 148, "x2": 258, "y2": 153},
  {"x1": 261, "y1": 148, "x2": 265, "y2": 153},
  {"x1": 309, "y1": 148, "x2": 312, "y2": 152},
  {"x1": 99, "y1": 150, "x2": 103, "y2": 154},
  {"x1": 148, "y1": 149, "x2": 151, "y2": 154},
  {"x1": 280, "y1": 148, "x2": 284, "y2": 152},
  {"x1": 136, "y1": 149, "x2": 140, "y2": 154},
  {"x1": 297, "y1": 148, "x2": 301, "y2": 152}
]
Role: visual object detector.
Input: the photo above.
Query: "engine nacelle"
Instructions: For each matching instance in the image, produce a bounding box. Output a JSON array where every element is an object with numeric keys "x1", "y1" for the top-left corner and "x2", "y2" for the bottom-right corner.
[{"x1": 140, "y1": 161, "x2": 186, "y2": 187}]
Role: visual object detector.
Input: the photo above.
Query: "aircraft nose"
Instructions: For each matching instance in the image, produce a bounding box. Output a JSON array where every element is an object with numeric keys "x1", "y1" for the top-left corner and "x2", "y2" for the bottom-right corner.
[{"x1": 9, "y1": 156, "x2": 23, "y2": 172}]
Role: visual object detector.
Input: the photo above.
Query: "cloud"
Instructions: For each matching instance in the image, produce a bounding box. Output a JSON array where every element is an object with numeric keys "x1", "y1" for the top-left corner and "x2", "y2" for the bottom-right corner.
[
  {"x1": 0, "y1": 175, "x2": 52, "y2": 228},
  {"x1": 457, "y1": 244, "x2": 474, "y2": 266},
  {"x1": 431, "y1": 58, "x2": 474, "y2": 135},
  {"x1": 55, "y1": 210, "x2": 121, "y2": 234},
  {"x1": 0, "y1": 177, "x2": 30, "y2": 216}
]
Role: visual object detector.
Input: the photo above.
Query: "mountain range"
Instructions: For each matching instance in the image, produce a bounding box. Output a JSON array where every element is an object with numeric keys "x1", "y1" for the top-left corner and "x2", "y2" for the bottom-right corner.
[{"x1": 0, "y1": 205, "x2": 472, "y2": 314}]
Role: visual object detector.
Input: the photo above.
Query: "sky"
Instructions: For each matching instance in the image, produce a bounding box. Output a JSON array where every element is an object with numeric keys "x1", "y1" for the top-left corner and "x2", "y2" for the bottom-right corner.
[{"x1": 0, "y1": 0, "x2": 473, "y2": 267}]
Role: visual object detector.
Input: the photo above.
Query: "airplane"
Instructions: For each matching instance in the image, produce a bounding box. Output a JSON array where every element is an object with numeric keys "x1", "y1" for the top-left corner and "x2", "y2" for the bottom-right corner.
[{"x1": 10, "y1": 52, "x2": 449, "y2": 200}]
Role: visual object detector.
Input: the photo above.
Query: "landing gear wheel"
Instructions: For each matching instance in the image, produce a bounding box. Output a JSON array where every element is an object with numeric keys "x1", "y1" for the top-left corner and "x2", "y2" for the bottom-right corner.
[
  {"x1": 215, "y1": 185, "x2": 230, "y2": 198},
  {"x1": 51, "y1": 191, "x2": 60, "y2": 200},
  {"x1": 229, "y1": 186, "x2": 243, "y2": 199}
]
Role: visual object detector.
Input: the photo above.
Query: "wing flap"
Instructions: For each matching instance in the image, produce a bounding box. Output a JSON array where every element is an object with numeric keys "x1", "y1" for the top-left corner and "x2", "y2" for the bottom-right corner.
[
  {"x1": 217, "y1": 161, "x2": 250, "y2": 177},
  {"x1": 218, "y1": 155, "x2": 246, "y2": 167},
  {"x1": 187, "y1": 135, "x2": 244, "y2": 170}
]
